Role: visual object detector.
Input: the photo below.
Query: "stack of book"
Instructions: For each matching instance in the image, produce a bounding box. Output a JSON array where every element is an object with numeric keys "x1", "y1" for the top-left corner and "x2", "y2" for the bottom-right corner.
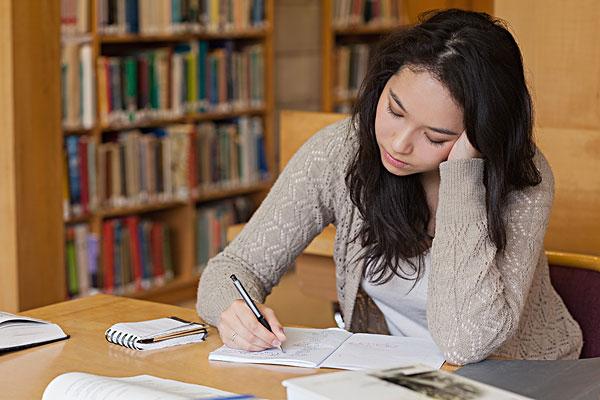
[
  {"x1": 64, "y1": 136, "x2": 98, "y2": 219},
  {"x1": 61, "y1": 42, "x2": 95, "y2": 130},
  {"x1": 97, "y1": 42, "x2": 264, "y2": 126},
  {"x1": 195, "y1": 196, "x2": 253, "y2": 270},
  {"x1": 97, "y1": 0, "x2": 266, "y2": 35},
  {"x1": 332, "y1": 0, "x2": 400, "y2": 28}
]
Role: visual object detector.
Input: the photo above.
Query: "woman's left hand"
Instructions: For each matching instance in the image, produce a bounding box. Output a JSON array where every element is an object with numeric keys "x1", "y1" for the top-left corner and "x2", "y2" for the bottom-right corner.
[{"x1": 447, "y1": 131, "x2": 482, "y2": 160}]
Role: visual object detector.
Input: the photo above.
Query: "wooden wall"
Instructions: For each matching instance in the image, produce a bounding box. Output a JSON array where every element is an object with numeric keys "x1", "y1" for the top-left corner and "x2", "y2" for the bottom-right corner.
[{"x1": 495, "y1": 1, "x2": 600, "y2": 255}]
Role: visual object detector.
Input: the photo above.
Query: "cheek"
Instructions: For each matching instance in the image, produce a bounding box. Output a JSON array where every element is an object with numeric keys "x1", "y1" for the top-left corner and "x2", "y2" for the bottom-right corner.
[{"x1": 420, "y1": 142, "x2": 454, "y2": 166}]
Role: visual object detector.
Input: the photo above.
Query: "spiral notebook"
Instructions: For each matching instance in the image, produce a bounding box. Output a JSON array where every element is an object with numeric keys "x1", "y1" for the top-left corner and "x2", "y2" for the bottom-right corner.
[{"x1": 105, "y1": 316, "x2": 207, "y2": 351}]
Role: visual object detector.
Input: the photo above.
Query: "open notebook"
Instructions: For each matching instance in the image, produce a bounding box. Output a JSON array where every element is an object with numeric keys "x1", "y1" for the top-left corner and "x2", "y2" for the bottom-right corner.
[
  {"x1": 0, "y1": 312, "x2": 68, "y2": 353},
  {"x1": 209, "y1": 327, "x2": 445, "y2": 370}
]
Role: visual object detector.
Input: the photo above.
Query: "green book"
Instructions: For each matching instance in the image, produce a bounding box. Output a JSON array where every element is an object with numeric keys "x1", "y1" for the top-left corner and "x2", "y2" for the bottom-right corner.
[
  {"x1": 66, "y1": 233, "x2": 79, "y2": 297},
  {"x1": 198, "y1": 41, "x2": 208, "y2": 109},
  {"x1": 123, "y1": 56, "x2": 138, "y2": 118},
  {"x1": 148, "y1": 52, "x2": 158, "y2": 110}
]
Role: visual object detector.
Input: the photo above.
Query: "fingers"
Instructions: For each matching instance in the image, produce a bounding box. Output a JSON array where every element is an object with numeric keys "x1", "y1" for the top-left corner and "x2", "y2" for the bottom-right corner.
[
  {"x1": 218, "y1": 320, "x2": 264, "y2": 352},
  {"x1": 234, "y1": 304, "x2": 281, "y2": 348},
  {"x1": 217, "y1": 300, "x2": 282, "y2": 351},
  {"x1": 260, "y1": 305, "x2": 286, "y2": 342}
]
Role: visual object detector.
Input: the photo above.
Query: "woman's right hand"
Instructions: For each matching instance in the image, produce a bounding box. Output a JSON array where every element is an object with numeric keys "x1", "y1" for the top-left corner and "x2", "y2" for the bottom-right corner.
[{"x1": 217, "y1": 299, "x2": 287, "y2": 351}]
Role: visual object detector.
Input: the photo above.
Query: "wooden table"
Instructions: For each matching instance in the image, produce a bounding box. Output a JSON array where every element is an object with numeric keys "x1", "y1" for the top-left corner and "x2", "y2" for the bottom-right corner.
[{"x1": 1, "y1": 294, "x2": 457, "y2": 399}]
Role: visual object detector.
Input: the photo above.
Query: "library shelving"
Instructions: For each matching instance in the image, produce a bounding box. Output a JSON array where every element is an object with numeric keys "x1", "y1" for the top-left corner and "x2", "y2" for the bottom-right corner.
[
  {"x1": 60, "y1": 0, "x2": 275, "y2": 305},
  {"x1": 321, "y1": 0, "x2": 495, "y2": 112}
]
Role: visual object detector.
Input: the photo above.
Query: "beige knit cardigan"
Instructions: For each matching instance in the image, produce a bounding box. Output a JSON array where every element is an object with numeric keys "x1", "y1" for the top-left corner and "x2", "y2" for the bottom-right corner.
[{"x1": 197, "y1": 118, "x2": 583, "y2": 365}]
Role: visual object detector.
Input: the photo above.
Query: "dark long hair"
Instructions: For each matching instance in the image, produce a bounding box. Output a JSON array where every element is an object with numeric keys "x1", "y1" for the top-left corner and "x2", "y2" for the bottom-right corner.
[{"x1": 346, "y1": 9, "x2": 541, "y2": 285}]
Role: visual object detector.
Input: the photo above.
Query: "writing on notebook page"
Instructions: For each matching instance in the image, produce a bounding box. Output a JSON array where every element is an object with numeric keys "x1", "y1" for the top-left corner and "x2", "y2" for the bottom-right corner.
[{"x1": 209, "y1": 327, "x2": 445, "y2": 370}]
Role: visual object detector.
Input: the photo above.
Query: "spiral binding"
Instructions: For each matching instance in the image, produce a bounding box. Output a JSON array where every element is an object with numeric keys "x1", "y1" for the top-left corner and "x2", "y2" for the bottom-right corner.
[{"x1": 105, "y1": 328, "x2": 141, "y2": 350}]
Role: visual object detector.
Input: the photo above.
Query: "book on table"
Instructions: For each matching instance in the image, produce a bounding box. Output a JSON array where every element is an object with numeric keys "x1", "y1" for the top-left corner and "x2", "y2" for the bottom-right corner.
[
  {"x1": 42, "y1": 372, "x2": 257, "y2": 400},
  {"x1": 0, "y1": 312, "x2": 68, "y2": 353},
  {"x1": 208, "y1": 327, "x2": 446, "y2": 370},
  {"x1": 282, "y1": 364, "x2": 533, "y2": 400}
]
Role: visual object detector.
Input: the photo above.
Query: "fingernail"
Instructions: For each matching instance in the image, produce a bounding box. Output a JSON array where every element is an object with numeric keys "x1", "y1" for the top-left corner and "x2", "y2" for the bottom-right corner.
[{"x1": 272, "y1": 339, "x2": 281, "y2": 346}]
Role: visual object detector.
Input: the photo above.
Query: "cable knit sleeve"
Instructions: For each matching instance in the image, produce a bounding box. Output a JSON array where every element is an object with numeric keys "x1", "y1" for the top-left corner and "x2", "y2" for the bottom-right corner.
[
  {"x1": 427, "y1": 154, "x2": 554, "y2": 365},
  {"x1": 196, "y1": 120, "x2": 351, "y2": 325}
]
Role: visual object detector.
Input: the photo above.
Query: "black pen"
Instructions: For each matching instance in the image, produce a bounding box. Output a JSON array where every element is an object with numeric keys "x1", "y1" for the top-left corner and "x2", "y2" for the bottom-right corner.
[{"x1": 230, "y1": 274, "x2": 284, "y2": 353}]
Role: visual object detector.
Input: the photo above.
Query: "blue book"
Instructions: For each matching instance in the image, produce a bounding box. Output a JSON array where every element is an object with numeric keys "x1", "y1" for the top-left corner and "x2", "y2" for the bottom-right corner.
[
  {"x1": 65, "y1": 136, "x2": 81, "y2": 207},
  {"x1": 87, "y1": 234, "x2": 100, "y2": 289},
  {"x1": 125, "y1": 0, "x2": 139, "y2": 33},
  {"x1": 210, "y1": 56, "x2": 218, "y2": 106},
  {"x1": 172, "y1": 0, "x2": 182, "y2": 24},
  {"x1": 198, "y1": 41, "x2": 208, "y2": 109}
]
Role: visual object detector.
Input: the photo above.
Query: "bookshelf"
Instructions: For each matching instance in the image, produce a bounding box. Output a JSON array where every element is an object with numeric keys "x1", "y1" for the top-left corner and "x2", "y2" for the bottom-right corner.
[
  {"x1": 321, "y1": 0, "x2": 494, "y2": 112},
  {"x1": 60, "y1": 0, "x2": 275, "y2": 305}
]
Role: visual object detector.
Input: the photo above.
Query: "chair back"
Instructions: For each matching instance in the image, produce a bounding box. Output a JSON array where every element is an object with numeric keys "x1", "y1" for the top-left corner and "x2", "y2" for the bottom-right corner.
[
  {"x1": 547, "y1": 251, "x2": 600, "y2": 358},
  {"x1": 278, "y1": 110, "x2": 348, "y2": 171}
]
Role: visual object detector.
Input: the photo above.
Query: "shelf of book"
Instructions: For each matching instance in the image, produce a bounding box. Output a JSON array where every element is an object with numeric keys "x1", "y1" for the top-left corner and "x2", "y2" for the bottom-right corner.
[
  {"x1": 321, "y1": 0, "x2": 408, "y2": 112},
  {"x1": 321, "y1": 1, "x2": 495, "y2": 112},
  {"x1": 60, "y1": 0, "x2": 275, "y2": 306}
]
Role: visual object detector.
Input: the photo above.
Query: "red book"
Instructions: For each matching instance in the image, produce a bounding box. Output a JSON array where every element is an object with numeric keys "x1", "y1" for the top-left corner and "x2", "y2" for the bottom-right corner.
[
  {"x1": 102, "y1": 220, "x2": 115, "y2": 293},
  {"x1": 78, "y1": 137, "x2": 89, "y2": 214},
  {"x1": 126, "y1": 216, "x2": 143, "y2": 290},
  {"x1": 150, "y1": 223, "x2": 165, "y2": 279}
]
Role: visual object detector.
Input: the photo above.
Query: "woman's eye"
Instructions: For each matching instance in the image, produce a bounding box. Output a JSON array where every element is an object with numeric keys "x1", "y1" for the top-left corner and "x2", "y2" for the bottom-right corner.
[
  {"x1": 386, "y1": 104, "x2": 403, "y2": 119},
  {"x1": 426, "y1": 136, "x2": 446, "y2": 147}
]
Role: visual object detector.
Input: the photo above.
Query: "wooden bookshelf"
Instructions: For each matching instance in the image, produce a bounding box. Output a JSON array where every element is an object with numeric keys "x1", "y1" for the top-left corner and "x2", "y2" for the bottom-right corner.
[
  {"x1": 321, "y1": 0, "x2": 495, "y2": 112},
  {"x1": 57, "y1": 0, "x2": 276, "y2": 307}
]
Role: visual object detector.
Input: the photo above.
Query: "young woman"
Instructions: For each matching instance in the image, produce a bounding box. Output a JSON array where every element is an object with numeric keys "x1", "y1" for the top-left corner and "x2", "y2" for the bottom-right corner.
[{"x1": 197, "y1": 9, "x2": 583, "y2": 365}]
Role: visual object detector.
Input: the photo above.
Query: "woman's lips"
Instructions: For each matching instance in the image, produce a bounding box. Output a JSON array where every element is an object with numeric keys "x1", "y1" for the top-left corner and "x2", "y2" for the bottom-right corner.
[{"x1": 384, "y1": 150, "x2": 409, "y2": 169}]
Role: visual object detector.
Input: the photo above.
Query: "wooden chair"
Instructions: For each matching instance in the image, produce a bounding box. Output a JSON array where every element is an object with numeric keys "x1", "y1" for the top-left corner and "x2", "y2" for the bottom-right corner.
[{"x1": 547, "y1": 251, "x2": 600, "y2": 358}]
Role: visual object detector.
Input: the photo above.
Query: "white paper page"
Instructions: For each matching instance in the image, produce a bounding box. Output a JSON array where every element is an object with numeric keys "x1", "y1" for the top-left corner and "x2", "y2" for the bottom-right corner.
[
  {"x1": 0, "y1": 311, "x2": 47, "y2": 325},
  {"x1": 208, "y1": 327, "x2": 352, "y2": 368},
  {"x1": 322, "y1": 334, "x2": 445, "y2": 370},
  {"x1": 42, "y1": 372, "x2": 236, "y2": 400}
]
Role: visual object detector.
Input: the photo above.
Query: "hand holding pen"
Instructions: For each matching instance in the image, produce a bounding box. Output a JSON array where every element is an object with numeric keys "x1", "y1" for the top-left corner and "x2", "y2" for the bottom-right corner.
[{"x1": 216, "y1": 274, "x2": 287, "y2": 352}]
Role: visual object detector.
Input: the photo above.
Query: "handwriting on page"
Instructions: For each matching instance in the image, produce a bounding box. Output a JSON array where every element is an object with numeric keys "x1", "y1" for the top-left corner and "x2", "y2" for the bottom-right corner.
[{"x1": 210, "y1": 327, "x2": 352, "y2": 366}]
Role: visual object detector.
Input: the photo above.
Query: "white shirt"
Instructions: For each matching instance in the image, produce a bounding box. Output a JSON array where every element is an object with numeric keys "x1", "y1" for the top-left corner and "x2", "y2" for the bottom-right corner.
[{"x1": 361, "y1": 251, "x2": 433, "y2": 341}]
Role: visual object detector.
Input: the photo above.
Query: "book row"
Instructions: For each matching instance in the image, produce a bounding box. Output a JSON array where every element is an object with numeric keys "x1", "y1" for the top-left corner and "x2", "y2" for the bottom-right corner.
[
  {"x1": 64, "y1": 117, "x2": 268, "y2": 218},
  {"x1": 332, "y1": 0, "x2": 401, "y2": 28},
  {"x1": 335, "y1": 44, "x2": 370, "y2": 102},
  {"x1": 65, "y1": 196, "x2": 253, "y2": 297},
  {"x1": 97, "y1": 0, "x2": 266, "y2": 35},
  {"x1": 65, "y1": 218, "x2": 174, "y2": 297},
  {"x1": 61, "y1": 41, "x2": 264, "y2": 129}
]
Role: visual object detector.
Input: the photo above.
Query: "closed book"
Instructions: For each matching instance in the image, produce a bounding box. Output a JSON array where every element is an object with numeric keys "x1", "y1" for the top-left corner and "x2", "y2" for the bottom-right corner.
[
  {"x1": 78, "y1": 137, "x2": 89, "y2": 214},
  {"x1": 65, "y1": 136, "x2": 82, "y2": 215},
  {"x1": 74, "y1": 224, "x2": 90, "y2": 296},
  {"x1": 150, "y1": 222, "x2": 165, "y2": 281}
]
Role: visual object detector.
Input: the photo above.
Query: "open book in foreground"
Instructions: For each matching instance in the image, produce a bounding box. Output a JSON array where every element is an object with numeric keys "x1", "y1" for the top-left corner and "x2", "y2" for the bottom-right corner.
[
  {"x1": 0, "y1": 312, "x2": 68, "y2": 353},
  {"x1": 42, "y1": 372, "x2": 256, "y2": 400},
  {"x1": 283, "y1": 364, "x2": 533, "y2": 400},
  {"x1": 209, "y1": 327, "x2": 445, "y2": 370}
]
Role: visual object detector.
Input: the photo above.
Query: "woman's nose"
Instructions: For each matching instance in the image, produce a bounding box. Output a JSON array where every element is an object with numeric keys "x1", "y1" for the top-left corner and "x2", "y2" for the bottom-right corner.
[{"x1": 390, "y1": 128, "x2": 414, "y2": 155}]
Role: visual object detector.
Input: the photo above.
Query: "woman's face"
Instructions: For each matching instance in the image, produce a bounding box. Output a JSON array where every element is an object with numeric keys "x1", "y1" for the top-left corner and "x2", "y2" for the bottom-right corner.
[{"x1": 374, "y1": 66, "x2": 464, "y2": 177}]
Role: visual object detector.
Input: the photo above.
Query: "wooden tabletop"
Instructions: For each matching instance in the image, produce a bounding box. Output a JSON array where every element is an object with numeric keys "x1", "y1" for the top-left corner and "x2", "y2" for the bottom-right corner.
[
  {"x1": 1, "y1": 294, "x2": 458, "y2": 399},
  {"x1": 0, "y1": 295, "x2": 332, "y2": 399}
]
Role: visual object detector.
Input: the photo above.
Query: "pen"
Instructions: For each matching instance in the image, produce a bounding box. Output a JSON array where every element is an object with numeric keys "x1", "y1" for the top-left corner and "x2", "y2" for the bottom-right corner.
[{"x1": 230, "y1": 274, "x2": 284, "y2": 353}]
